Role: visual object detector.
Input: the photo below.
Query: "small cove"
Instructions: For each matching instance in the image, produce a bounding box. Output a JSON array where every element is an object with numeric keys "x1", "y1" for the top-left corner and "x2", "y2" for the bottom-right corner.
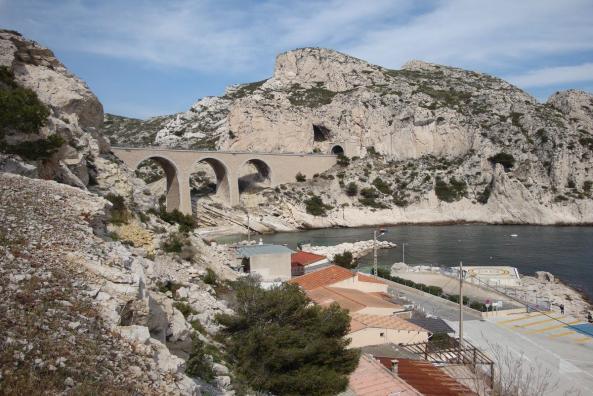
[{"x1": 216, "y1": 224, "x2": 593, "y2": 301}]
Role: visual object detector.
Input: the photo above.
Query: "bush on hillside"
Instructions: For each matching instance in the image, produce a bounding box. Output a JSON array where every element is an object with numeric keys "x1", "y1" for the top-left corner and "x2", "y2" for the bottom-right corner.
[
  {"x1": 304, "y1": 195, "x2": 332, "y2": 216},
  {"x1": 345, "y1": 182, "x2": 358, "y2": 196},
  {"x1": 372, "y1": 177, "x2": 391, "y2": 194},
  {"x1": 0, "y1": 134, "x2": 65, "y2": 160},
  {"x1": 295, "y1": 172, "x2": 306, "y2": 182},
  {"x1": 434, "y1": 176, "x2": 467, "y2": 203},
  {"x1": 105, "y1": 193, "x2": 132, "y2": 225},
  {"x1": 216, "y1": 278, "x2": 359, "y2": 395},
  {"x1": 0, "y1": 66, "x2": 50, "y2": 138},
  {"x1": 149, "y1": 208, "x2": 196, "y2": 234},
  {"x1": 162, "y1": 232, "x2": 184, "y2": 253},
  {"x1": 185, "y1": 335, "x2": 214, "y2": 380},
  {"x1": 337, "y1": 154, "x2": 350, "y2": 167}
]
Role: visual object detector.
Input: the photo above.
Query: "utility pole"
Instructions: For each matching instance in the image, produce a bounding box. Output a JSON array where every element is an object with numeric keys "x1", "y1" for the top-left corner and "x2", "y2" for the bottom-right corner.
[
  {"x1": 246, "y1": 210, "x2": 251, "y2": 242},
  {"x1": 373, "y1": 229, "x2": 387, "y2": 276},
  {"x1": 373, "y1": 230, "x2": 378, "y2": 276},
  {"x1": 459, "y1": 260, "x2": 464, "y2": 364}
]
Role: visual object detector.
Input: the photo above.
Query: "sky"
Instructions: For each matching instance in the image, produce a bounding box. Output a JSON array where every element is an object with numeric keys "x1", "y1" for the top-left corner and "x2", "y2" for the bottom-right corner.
[{"x1": 1, "y1": 0, "x2": 593, "y2": 119}]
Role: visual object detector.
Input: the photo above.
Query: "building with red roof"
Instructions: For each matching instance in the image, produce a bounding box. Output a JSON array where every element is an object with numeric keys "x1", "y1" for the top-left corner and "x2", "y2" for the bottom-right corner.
[
  {"x1": 290, "y1": 251, "x2": 329, "y2": 276},
  {"x1": 290, "y1": 265, "x2": 388, "y2": 293}
]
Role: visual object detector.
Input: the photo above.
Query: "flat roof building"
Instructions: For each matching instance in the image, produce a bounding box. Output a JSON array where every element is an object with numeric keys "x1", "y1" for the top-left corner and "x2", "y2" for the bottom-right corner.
[{"x1": 236, "y1": 244, "x2": 293, "y2": 282}]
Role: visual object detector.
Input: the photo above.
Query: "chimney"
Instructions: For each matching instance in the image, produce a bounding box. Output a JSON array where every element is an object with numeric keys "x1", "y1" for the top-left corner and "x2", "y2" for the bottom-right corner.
[{"x1": 390, "y1": 359, "x2": 399, "y2": 375}]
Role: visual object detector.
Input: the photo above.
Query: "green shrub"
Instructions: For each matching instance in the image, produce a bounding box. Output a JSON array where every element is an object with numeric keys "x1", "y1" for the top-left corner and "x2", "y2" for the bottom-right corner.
[
  {"x1": 488, "y1": 152, "x2": 516, "y2": 171},
  {"x1": 287, "y1": 85, "x2": 337, "y2": 108},
  {"x1": 215, "y1": 279, "x2": 359, "y2": 395},
  {"x1": 345, "y1": 182, "x2": 358, "y2": 196},
  {"x1": 157, "y1": 280, "x2": 182, "y2": 295},
  {"x1": 105, "y1": 193, "x2": 131, "y2": 225},
  {"x1": 333, "y1": 251, "x2": 355, "y2": 269},
  {"x1": 202, "y1": 268, "x2": 218, "y2": 285},
  {"x1": 304, "y1": 195, "x2": 332, "y2": 216},
  {"x1": 174, "y1": 301, "x2": 197, "y2": 318},
  {"x1": 372, "y1": 177, "x2": 391, "y2": 194},
  {"x1": 392, "y1": 191, "x2": 410, "y2": 207},
  {"x1": 554, "y1": 194, "x2": 568, "y2": 203},
  {"x1": 476, "y1": 182, "x2": 492, "y2": 204},
  {"x1": 360, "y1": 187, "x2": 379, "y2": 199},
  {"x1": 295, "y1": 172, "x2": 306, "y2": 182},
  {"x1": 434, "y1": 176, "x2": 467, "y2": 202},
  {"x1": 0, "y1": 66, "x2": 50, "y2": 137},
  {"x1": 447, "y1": 294, "x2": 469, "y2": 305},
  {"x1": 584, "y1": 180, "x2": 592, "y2": 193},
  {"x1": 185, "y1": 335, "x2": 215, "y2": 380},
  {"x1": 579, "y1": 136, "x2": 593, "y2": 150},
  {"x1": 162, "y1": 233, "x2": 184, "y2": 253},
  {"x1": 536, "y1": 129, "x2": 549, "y2": 144},
  {"x1": 470, "y1": 301, "x2": 487, "y2": 311},
  {"x1": 157, "y1": 208, "x2": 196, "y2": 234},
  {"x1": 337, "y1": 154, "x2": 350, "y2": 167},
  {"x1": 359, "y1": 188, "x2": 388, "y2": 208},
  {"x1": 0, "y1": 134, "x2": 64, "y2": 160}
]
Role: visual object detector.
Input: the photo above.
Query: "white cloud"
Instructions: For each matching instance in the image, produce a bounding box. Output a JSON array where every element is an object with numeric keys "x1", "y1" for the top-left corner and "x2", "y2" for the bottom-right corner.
[
  {"x1": 2, "y1": 0, "x2": 593, "y2": 93},
  {"x1": 505, "y1": 63, "x2": 593, "y2": 87},
  {"x1": 344, "y1": 0, "x2": 593, "y2": 71}
]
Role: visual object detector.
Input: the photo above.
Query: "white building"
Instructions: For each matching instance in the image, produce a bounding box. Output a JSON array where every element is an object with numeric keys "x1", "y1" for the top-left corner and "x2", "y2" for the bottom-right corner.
[{"x1": 236, "y1": 244, "x2": 293, "y2": 282}]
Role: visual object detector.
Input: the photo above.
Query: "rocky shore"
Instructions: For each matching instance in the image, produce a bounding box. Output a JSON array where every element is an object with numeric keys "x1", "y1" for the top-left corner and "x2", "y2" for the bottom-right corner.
[{"x1": 306, "y1": 239, "x2": 396, "y2": 261}]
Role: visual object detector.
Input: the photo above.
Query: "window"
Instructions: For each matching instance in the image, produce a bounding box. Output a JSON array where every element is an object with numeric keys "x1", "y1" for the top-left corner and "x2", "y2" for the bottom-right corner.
[{"x1": 380, "y1": 332, "x2": 385, "y2": 337}]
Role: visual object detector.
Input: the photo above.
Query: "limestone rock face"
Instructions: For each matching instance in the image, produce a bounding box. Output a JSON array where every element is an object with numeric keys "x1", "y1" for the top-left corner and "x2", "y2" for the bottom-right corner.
[
  {"x1": 105, "y1": 47, "x2": 593, "y2": 225},
  {"x1": 0, "y1": 29, "x2": 105, "y2": 187}
]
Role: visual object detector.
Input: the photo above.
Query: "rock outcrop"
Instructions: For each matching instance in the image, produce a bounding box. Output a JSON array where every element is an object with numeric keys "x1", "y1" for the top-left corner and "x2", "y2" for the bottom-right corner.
[
  {"x1": 0, "y1": 29, "x2": 107, "y2": 188},
  {"x1": 105, "y1": 47, "x2": 593, "y2": 226}
]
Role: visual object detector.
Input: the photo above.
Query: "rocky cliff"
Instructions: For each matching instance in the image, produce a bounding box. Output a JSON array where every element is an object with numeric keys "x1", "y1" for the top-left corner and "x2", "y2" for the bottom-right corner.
[
  {"x1": 1, "y1": 30, "x2": 242, "y2": 395},
  {"x1": 106, "y1": 47, "x2": 593, "y2": 227},
  {"x1": 0, "y1": 29, "x2": 110, "y2": 188}
]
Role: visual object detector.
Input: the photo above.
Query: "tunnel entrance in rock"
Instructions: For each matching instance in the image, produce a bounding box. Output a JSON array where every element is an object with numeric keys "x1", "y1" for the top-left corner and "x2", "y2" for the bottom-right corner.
[
  {"x1": 313, "y1": 124, "x2": 331, "y2": 142},
  {"x1": 331, "y1": 145, "x2": 345, "y2": 155}
]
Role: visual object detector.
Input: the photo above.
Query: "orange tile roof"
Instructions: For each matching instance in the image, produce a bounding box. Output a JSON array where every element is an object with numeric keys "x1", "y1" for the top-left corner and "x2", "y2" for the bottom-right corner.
[
  {"x1": 397, "y1": 359, "x2": 477, "y2": 396},
  {"x1": 357, "y1": 273, "x2": 386, "y2": 285},
  {"x1": 348, "y1": 354, "x2": 422, "y2": 396},
  {"x1": 291, "y1": 251, "x2": 327, "y2": 267},
  {"x1": 290, "y1": 265, "x2": 355, "y2": 290},
  {"x1": 350, "y1": 313, "x2": 428, "y2": 333},
  {"x1": 306, "y1": 287, "x2": 402, "y2": 313}
]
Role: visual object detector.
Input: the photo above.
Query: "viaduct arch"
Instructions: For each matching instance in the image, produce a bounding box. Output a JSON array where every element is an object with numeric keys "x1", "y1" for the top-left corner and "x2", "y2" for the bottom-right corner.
[{"x1": 112, "y1": 147, "x2": 337, "y2": 215}]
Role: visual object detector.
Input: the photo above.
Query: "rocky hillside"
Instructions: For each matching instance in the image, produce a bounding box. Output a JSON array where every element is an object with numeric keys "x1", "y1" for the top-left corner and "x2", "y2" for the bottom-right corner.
[
  {"x1": 105, "y1": 47, "x2": 593, "y2": 227},
  {"x1": 1, "y1": 30, "x2": 248, "y2": 395}
]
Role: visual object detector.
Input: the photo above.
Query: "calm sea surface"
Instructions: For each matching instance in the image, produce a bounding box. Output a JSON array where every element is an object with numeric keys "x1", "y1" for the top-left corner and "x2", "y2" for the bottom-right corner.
[{"x1": 216, "y1": 225, "x2": 593, "y2": 301}]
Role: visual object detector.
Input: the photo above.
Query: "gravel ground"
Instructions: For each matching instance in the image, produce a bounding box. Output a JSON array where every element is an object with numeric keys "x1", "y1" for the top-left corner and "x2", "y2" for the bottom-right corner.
[{"x1": 0, "y1": 173, "x2": 161, "y2": 395}]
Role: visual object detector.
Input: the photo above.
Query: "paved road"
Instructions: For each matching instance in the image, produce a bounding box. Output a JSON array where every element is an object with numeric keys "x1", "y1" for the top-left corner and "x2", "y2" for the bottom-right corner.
[
  {"x1": 445, "y1": 314, "x2": 593, "y2": 396},
  {"x1": 385, "y1": 278, "x2": 593, "y2": 395},
  {"x1": 385, "y1": 279, "x2": 482, "y2": 321}
]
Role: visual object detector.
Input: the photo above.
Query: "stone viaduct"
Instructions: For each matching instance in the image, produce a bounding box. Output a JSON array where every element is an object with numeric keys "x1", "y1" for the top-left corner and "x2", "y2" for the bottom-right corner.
[{"x1": 112, "y1": 147, "x2": 337, "y2": 215}]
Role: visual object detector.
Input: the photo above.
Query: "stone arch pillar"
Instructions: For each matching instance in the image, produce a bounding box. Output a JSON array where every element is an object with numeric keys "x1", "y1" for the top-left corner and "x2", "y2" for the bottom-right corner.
[
  {"x1": 237, "y1": 158, "x2": 273, "y2": 202},
  {"x1": 192, "y1": 157, "x2": 238, "y2": 207},
  {"x1": 150, "y1": 157, "x2": 191, "y2": 214}
]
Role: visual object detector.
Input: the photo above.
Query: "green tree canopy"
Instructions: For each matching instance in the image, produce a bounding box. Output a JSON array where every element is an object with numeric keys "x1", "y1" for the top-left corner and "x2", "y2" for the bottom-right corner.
[{"x1": 216, "y1": 278, "x2": 359, "y2": 395}]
